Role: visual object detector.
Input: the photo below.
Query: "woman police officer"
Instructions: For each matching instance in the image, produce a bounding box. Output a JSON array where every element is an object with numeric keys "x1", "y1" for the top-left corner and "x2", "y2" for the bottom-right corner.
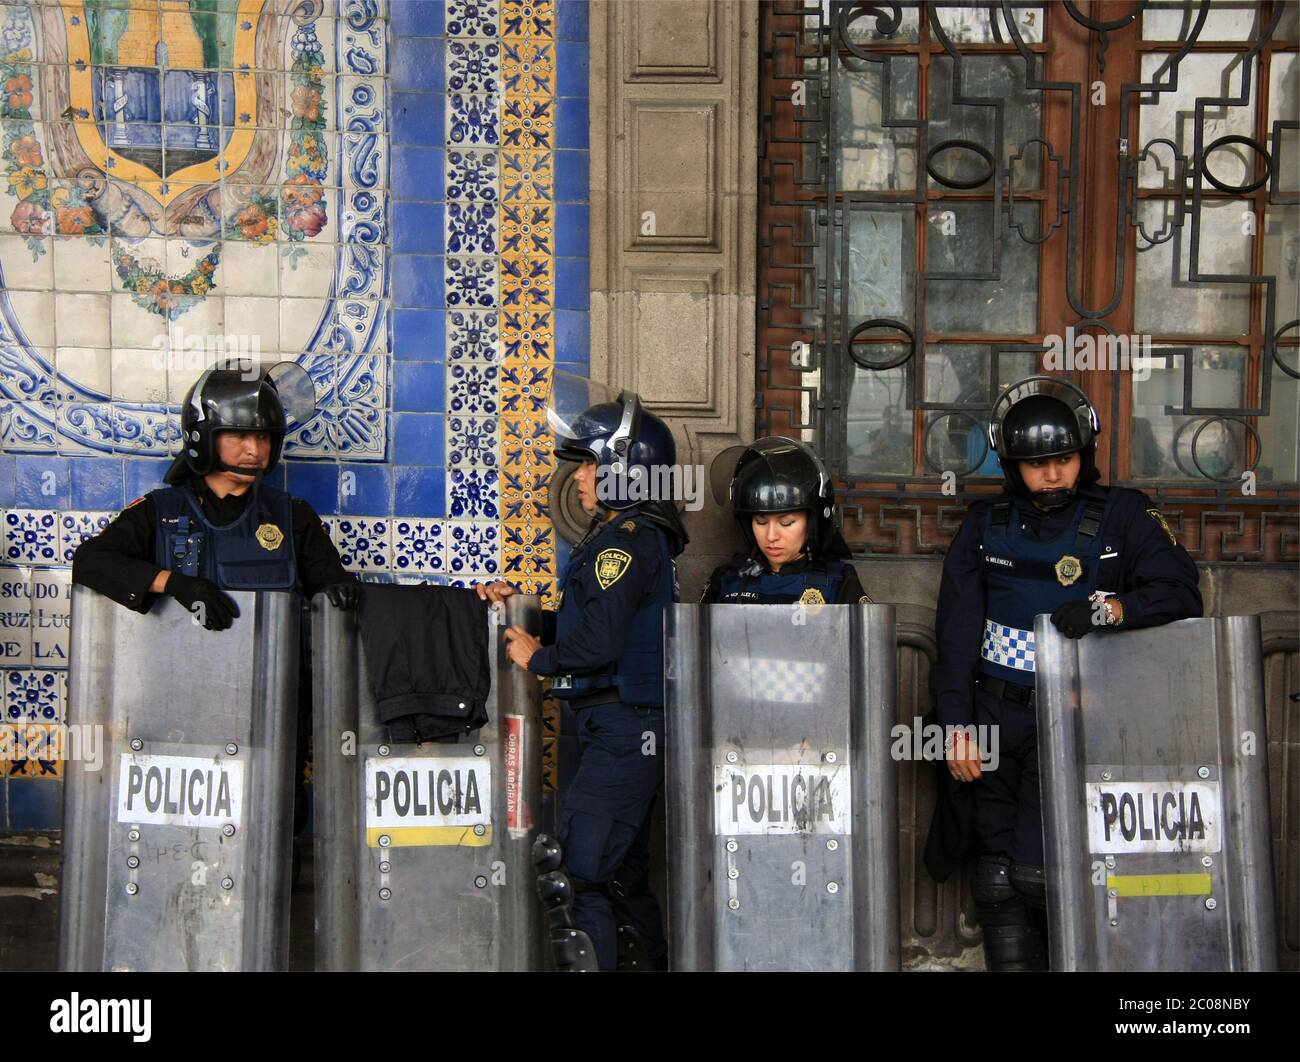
[
  {"x1": 702, "y1": 436, "x2": 871, "y2": 605},
  {"x1": 932, "y1": 376, "x2": 1202, "y2": 971}
]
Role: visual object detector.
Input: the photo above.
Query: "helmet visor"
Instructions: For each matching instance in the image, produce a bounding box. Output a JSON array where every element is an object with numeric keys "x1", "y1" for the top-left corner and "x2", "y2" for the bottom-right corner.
[
  {"x1": 545, "y1": 370, "x2": 623, "y2": 446},
  {"x1": 266, "y1": 361, "x2": 317, "y2": 429}
]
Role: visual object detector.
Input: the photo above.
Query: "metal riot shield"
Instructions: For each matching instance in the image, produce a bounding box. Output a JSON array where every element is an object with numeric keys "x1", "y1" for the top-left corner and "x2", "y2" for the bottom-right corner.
[
  {"x1": 666, "y1": 602, "x2": 900, "y2": 971},
  {"x1": 313, "y1": 591, "x2": 545, "y2": 971},
  {"x1": 1036, "y1": 615, "x2": 1279, "y2": 971},
  {"x1": 59, "y1": 587, "x2": 299, "y2": 972}
]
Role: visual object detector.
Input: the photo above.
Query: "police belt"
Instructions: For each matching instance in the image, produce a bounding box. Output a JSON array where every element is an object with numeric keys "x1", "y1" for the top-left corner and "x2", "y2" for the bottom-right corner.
[
  {"x1": 552, "y1": 676, "x2": 623, "y2": 710},
  {"x1": 976, "y1": 674, "x2": 1037, "y2": 710}
]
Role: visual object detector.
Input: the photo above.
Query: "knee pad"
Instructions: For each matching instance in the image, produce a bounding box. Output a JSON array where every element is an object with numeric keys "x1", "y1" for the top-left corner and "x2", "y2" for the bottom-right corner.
[
  {"x1": 1010, "y1": 862, "x2": 1047, "y2": 909},
  {"x1": 971, "y1": 854, "x2": 1016, "y2": 908},
  {"x1": 532, "y1": 832, "x2": 563, "y2": 874}
]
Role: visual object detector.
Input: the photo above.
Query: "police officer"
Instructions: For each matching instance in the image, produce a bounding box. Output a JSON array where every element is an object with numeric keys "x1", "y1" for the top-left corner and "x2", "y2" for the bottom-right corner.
[
  {"x1": 477, "y1": 375, "x2": 687, "y2": 972},
  {"x1": 933, "y1": 376, "x2": 1201, "y2": 971},
  {"x1": 72, "y1": 364, "x2": 358, "y2": 619},
  {"x1": 702, "y1": 436, "x2": 870, "y2": 604}
]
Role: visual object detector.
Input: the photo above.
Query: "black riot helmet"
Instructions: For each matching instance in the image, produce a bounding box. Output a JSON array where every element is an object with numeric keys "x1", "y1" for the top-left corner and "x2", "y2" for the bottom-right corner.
[
  {"x1": 546, "y1": 371, "x2": 677, "y2": 512},
  {"x1": 710, "y1": 436, "x2": 851, "y2": 559},
  {"x1": 165, "y1": 361, "x2": 316, "y2": 484},
  {"x1": 988, "y1": 376, "x2": 1100, "y2": 509}
]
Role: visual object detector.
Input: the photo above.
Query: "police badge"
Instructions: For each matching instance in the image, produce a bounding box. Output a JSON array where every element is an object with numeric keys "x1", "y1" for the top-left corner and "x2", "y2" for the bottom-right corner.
[
  {"x1": 595, "y1": 549, "x2": 632, "y2": 589},
  {"x1": 256, "y1": 523, "x2": 285, "y2": 552},
  {"x1": 1054, "y1": 554, "x2": 1083, "y2": 587},
  {"x1": 799, "y1": 588, "x2": 826, "y2": 604}
]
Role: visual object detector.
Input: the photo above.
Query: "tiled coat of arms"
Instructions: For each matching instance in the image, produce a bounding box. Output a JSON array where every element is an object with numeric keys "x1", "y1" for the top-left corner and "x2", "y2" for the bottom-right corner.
[{"x1": 0, "y1": 0, "x2": 388, "y2": 459}]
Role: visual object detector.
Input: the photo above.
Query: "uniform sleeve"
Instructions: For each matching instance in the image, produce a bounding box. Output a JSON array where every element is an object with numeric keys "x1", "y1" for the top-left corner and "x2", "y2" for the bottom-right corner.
[
  {"x1": 1113, "y1": 492, "x2": 1203, "y2": 629},
  {"x1": 700, "y1": 566, "x2": 725, "y2": 604},
  {"x1": 933, "y1": 504, "x2": 988, "y2": 729},
  {"x1": 836, "y1": 563, "x2": 867, "y2": 603},
  {"x1": 291, "y1": 499, "x2": 353, "y2": 599},
  {"x1": 528, "y1": 529, "x2": 662, "y2": 677},
  {"x1": 70, "y1": 497, "x2": 164, "y2": 613}
]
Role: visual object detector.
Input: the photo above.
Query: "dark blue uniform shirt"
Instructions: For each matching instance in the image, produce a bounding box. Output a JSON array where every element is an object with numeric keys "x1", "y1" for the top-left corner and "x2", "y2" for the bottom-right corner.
[{"x1": 934, "y1": 484, "x2": 1203, "y2": 729}]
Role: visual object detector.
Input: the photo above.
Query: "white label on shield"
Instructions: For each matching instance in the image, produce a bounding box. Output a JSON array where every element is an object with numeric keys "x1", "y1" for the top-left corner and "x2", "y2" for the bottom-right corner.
[
  {"x1": 365, "y1": 757, "x2": 491, "y2": 830},
  {"x1": 713, "y1": 763, "x2": 851, "y2": 835},
  {"x1": 1085, "y1": 780, "x2": 1222, "y2": 854},
  {"x1": 116, "y1": 753, "x2": 243, "y2": 829}
]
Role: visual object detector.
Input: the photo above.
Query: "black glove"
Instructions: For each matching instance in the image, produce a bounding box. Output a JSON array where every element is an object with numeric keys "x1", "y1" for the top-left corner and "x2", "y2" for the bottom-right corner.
[
  {"x1": 165, "y1": 573, "x2": 240, "y2": 631},
  {"x1": 1050, "y1": 599, "x2": 1103, "y2": 639},
  {"x1": 325, "y1": 581, "x2": 360, "y2": 610}
]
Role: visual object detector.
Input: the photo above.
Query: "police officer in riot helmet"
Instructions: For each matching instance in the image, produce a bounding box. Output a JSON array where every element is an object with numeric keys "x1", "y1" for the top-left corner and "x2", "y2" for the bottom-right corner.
[
  {"x1": 702, "y1": 436, "x2": 871, "y2": 604},
  {"x1": 72, "y1": 363, "x2": 358, "y2": 622},
  {"x1": 477, "y1": 372, "x2": 687, "y2": 972},
  {"x1": 930, "y1": 376, "x2": 1201, "y2": 971}
]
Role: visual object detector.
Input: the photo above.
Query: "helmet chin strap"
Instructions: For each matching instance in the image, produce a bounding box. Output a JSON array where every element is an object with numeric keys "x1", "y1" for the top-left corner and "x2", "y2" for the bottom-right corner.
[{"x1": 1030, "y1": 487, "x2": 1075, "y2": 511}]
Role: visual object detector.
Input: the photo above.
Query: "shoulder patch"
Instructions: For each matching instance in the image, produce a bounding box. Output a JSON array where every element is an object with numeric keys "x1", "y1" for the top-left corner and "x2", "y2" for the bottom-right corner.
[
  {"x1": 618, "y1": 518, "x2": 638, "y2": 536},
  {"x1": 595, "y1": 548, "x2": 633, "y2": 590},
  {"x1": 1146, "y1": 508, "x2": 1178, "y2": 546}
]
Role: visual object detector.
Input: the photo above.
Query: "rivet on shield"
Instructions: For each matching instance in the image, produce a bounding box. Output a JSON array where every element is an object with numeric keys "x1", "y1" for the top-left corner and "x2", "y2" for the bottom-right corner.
[
  {"x1": 727, "y1": 898, "x2": 740, "y2": 910},
  {"x1": 727, "y1": 867, "x2": 739, "y2": 880},
  {"x1": 224, "y1": 743, "x2": 238, "y2": 756},
  {"x1": 474, "y1": 876, "x2": 488, "y2": 889},
  {"x1": 126, "y1": 855, "x2": 140, "y2": 869},
  {"x1": 725, "y1": 750, "x2": 738, "y2": 764},
  {"x1": 1108, "y1": 888, "x2": 1118, "y2": 898},
  {"x1": 473, "y1": 824, "x2": 486, "y2": 836},
  {"x1": 127, "y1": 829, "x2": 141, "y2": 843},
  {"x1": 130, "y1": 738, "x2": 143, "y2": 752},
  {"x1": 1104, "y1": 856, "x2": 1115, "y2": 869},
  {"x1": 222, "y1": 824, "x2": 236, "y2": 838},
  {"x1": 826, "y1": 882, "x2": 839, "y2": 895},
  {"x1": 1109, "y1": 919, "x2": 1118, "y2": 927},
  {"x1": 378, "y1": 744, "x2": 390, "y2": 757},
  {"x1": 725, "y1": 839, "x2": 738, "y2": 853},
  {"x1": 1204, "y1": 897, "x2": 1217, "y2": 911},
  {"x1": 826, "y1": 839, "x2": 839, "y2": 851},
  {"x1": 221, "y1": 877, "x2": 234, "y2": 891},
  {"x1": 378, "y1": 834, "x2": 391, "y2": 848},
  {"x1": 474, "y1": 744, "x2": 486, "y2": 756},
  {"x1": 824, "y1": 751, "x2": 837, "y2": 764},
  {"x1": 379, "y1": 888, "x2": 392, "y2": 901},
  {"x1": 1201, "y1": 856, "x2": 1212, "y2": 868},
  {"x1": 1100, "y1": 769, "x2": 1112, "y2": 781},
  {"x1": 125, "y1": 883, "x2": 138, "y2": 896},
  {"x1": 379, "y1": 861, "x2": 391, "y2": 874},
  {"x1": 1197, "y1": 765, "x2": 1210, "y2": 779}
]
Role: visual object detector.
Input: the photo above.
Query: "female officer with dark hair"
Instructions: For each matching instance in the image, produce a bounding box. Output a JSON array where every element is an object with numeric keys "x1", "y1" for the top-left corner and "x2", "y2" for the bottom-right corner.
[
  {"x1": 932, "y1": 376, "x2": 1202, "y2": 972},
  {"x1": 702, "y1": 436, "x2": 871, "y2": 605}
]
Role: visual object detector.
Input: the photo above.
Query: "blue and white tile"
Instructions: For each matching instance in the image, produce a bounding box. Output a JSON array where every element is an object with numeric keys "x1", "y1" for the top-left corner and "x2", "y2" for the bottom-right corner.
[
  {"x1": 447, "y1": 363, "x2": 500, "y2": 415},
  {"x1": 392, "y1": 517, "x2": 447, "y2": 575},
  {"x1": 0, "y1": 565, "x2": 32, "y2": 668},
  {"x1": 30, "y1": 569, "x2": 70, "y2": 671},
  {"x1": 448, "y1": 466, "x2": 499, "y2": 520},
  {"x1": 446, "y1": 0, "x2": 500, "y2": 38},
  {"x1": 448, "y1": 92, "x2": 501, "y2": 147},
  {"x1": 447, "y1": 39, "x2": 501, "y2": 93},
  {"x1": 3, "y1": 669, "x2": 62, "y2": 725},
  {"x1": 446, "y1": 520, "x2": 501, "y2": 576},
  {"x1": 446, "y1": 201, "x2": 499, "y2": 256},
  {"x1": 446, "y1": 255, "x2": 499, "y2": 308},
  {"x1": 447, "y1": 415, "x2": 499, "y2": 467},
  {"x1": 447, "y1": 309, "x2": 501, "y2": 363},
  {"x1": 56, "y1": 511, "x2": 111, "y2": 566},
  {"x1": 446, "y1": 148, "x2": 500, "y2": 203},
  {"x1": 4, "y1": 510, "x2": 59, "y2": 566},
  {"x1": 328, "y1": 516, "x2": 392, "y2": 573}
]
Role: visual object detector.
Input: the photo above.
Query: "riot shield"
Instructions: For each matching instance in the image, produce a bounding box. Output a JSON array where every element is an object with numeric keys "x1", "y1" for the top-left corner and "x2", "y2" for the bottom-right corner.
[
  {"x1": 1035, "y1": 615, "x2": 1278, "y2": 972},
  {"x1": 313, "y1": 591, "x2": 545, "y2": 971},
  {"x1": 59, "y1": 587, "x2": 299, "y2": 972},
  {"x1": 666, "y1": 602, "x2": 900, "y2": 971}
]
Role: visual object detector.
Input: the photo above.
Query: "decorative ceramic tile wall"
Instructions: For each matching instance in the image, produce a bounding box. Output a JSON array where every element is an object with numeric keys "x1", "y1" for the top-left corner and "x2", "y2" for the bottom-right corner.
[{"x1": 0, "y1": 0, "x2": 593, "y2": 830}]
